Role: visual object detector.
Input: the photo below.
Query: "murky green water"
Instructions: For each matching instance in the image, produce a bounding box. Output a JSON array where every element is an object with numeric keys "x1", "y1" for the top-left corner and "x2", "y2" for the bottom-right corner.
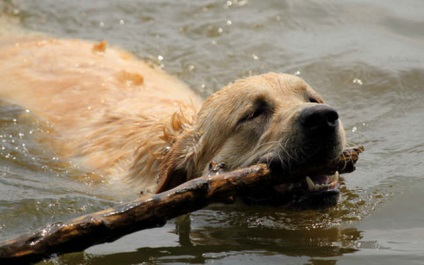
[{"x1": 0, "y1": 0, "x2": 423, "y2": 264}]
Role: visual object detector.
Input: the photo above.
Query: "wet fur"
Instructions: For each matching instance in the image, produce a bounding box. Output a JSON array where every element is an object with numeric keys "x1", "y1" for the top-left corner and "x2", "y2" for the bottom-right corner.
[{"x1": 0, "y1": 35, "x2": 345, "y2": 195}]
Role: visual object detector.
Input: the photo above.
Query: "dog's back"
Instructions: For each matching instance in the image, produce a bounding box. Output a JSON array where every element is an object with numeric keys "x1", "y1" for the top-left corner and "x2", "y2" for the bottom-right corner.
[{"x1": 0, "y1": 35, "x2": 202, "y2": 192}]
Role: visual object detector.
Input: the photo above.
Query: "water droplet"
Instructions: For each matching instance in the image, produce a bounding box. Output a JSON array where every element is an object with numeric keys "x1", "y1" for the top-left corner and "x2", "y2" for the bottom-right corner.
[
  {"x1": 238, "y1": 0, "x2": 248, "y2": 6},
  {"x1": 353, "y1": 78, "x2": 363, "y2": 85}
]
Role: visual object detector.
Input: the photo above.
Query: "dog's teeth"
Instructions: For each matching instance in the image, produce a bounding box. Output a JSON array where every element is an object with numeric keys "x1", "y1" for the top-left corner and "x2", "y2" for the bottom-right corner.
[
  {"x1": 305, "y1": 172, "x2": 339, "y2": 192},
  {"x1": 306, "y1": 176, "x2": 316, "y2": 191},
  {"x1": 328, "y1": 171, "x2": 339, "y2": 183}
]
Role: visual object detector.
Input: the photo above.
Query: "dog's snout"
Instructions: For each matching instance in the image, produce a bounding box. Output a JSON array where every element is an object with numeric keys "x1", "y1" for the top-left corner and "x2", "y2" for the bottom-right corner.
[{"x1": 299, "y1": 105, "x2": 339, "y2": 133}]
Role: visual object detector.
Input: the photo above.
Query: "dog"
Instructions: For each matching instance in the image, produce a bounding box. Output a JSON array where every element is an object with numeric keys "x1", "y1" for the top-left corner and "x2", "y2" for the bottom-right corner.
[{"x1": 0, "y1": 36, "x2": 345, "y2": 209}]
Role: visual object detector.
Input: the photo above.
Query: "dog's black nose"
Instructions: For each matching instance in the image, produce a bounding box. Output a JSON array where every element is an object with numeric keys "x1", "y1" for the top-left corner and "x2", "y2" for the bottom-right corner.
[{"x1": 299, "y1": 105, "x2": 339, "y2": 133}]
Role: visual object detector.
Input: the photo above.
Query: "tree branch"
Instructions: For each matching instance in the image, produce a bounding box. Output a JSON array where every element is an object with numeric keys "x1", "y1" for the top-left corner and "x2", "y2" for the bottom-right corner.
[{"x1": 0, "y1": 146, "x2": 364, "y2": 264}]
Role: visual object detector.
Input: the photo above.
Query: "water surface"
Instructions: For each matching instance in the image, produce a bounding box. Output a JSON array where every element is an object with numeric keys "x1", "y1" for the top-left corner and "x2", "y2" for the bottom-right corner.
[{"x1": 0, "y1": 1, "x2": 423, "y2": 264}]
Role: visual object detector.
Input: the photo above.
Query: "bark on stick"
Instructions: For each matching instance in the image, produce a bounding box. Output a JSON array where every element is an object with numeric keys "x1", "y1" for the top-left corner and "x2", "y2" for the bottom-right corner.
[{"x1": 0, "y1": 146, "x2": 364, "y2": 264}]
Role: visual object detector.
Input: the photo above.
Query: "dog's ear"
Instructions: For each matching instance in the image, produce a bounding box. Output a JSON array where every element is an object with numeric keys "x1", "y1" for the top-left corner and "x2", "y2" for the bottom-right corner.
[{"x1": 155, "y1": 131, "x2": 203, "y2": 193}]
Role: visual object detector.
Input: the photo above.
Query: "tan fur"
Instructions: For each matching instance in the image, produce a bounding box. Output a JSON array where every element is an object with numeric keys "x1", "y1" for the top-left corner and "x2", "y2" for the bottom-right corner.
[
  {"x1": 0, "y1": 35, "x2": 345, "y2": 195},
  {"x1": 156, "y1": 73, "x2": 346, "y2": 192},
  {"x1": 0, "y1": 36, "x2": 201, "y2": 193}
]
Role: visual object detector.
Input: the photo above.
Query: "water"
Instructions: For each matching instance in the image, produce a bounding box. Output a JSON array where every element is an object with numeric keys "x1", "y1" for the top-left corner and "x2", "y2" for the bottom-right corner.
[{"x1": 0, "y1": 0, "x2": 423, "y2": 264}]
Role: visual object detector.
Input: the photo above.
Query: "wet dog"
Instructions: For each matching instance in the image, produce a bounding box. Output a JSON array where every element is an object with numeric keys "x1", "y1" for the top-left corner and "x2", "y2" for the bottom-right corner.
[{"x1": 0, "y1": 36, "x2": 345, "y2": 209}]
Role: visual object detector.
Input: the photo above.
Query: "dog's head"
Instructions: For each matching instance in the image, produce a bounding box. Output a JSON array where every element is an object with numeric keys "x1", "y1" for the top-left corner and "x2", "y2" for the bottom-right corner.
[{"x1": 156, "y1": 73, "x2": 346, "y2": 209}]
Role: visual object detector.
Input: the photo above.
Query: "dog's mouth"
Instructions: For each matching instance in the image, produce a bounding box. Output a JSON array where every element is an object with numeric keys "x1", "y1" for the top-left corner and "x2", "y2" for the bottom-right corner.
[
  {"x1": 273, "y1": 172, "x2": 339, "y2": 194},
  {"x1": 239, "y1": 155, "x2": 342, "y2": 209},
  {"x1": 208, "y1": 146, "x2": 347, "y2": 210},
  {"x1": 240, "y1": 172, "x2": 341, "y2": 210}
]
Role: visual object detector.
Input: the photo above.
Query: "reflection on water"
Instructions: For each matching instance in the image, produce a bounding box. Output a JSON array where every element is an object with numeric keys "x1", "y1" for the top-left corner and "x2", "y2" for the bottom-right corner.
[{"x1": 1, "y1": 0, "x2": 424, "y2": 264}]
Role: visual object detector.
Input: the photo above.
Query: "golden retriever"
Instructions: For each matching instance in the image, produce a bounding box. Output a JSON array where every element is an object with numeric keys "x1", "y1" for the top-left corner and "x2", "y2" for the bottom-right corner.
[{"x1": 0, "y1": 35, "x2": 345, "y2": 209}]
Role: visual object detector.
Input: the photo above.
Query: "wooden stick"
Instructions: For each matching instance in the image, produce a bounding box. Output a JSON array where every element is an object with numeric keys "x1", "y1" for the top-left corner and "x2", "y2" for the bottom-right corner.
[{"x1": 0, "y1": 146, "x2": 363, "y2": 264}]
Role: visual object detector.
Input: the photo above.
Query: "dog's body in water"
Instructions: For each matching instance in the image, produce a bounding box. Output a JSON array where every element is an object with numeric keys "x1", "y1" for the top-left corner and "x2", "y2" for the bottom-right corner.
[{"x1": 0, "y1": 35, "x2": 346, "y2": 209}]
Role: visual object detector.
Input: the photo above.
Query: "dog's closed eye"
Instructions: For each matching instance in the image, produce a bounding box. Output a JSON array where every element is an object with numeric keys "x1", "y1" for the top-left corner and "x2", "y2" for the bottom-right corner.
[
  {"x1": 307, "y1": 94, "x2": 324, "y2": 104},
  {"x1": 237, "y1": 99, "x2": 273, "y2": 126},
  {"x1": 308, "y1": 97, "x2": 321, "y2": 103}
]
